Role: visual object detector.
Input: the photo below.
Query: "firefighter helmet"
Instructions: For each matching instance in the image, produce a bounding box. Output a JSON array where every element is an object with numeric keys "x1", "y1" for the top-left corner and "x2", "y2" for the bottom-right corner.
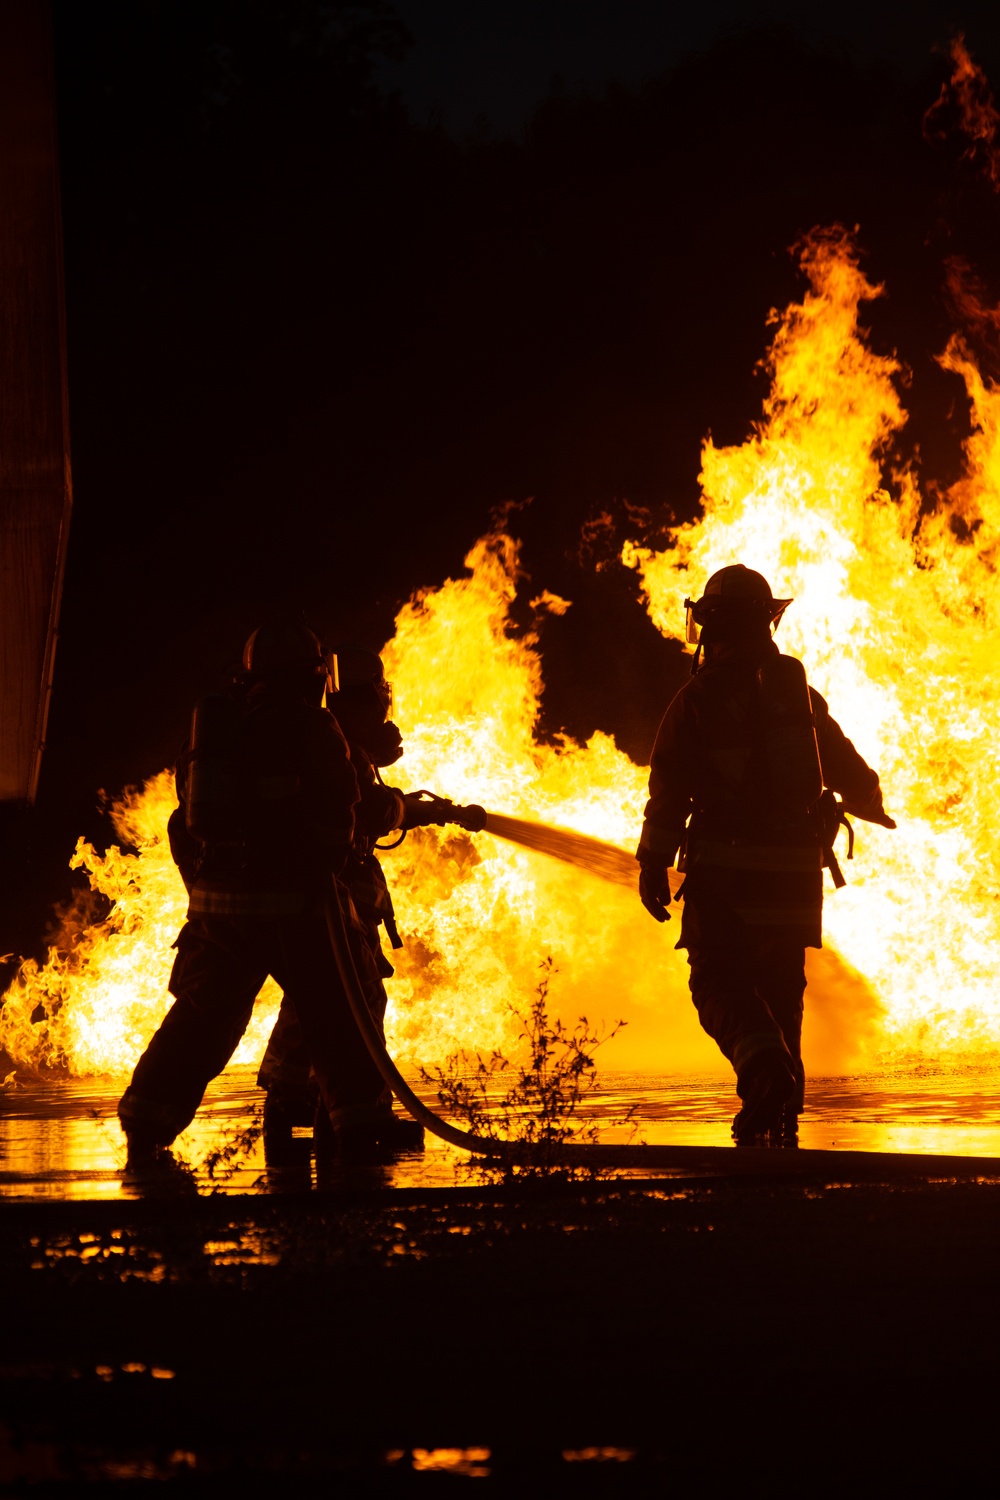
[
  {"x1": 242, "y1": 620, "x2": 332, "y2": 684},
  {"x1": 331, "y1": 645, "x2": 393, "y2": 720},
  {"x1": 684, "y1": 565, "x2": 792, "y2": 644}
]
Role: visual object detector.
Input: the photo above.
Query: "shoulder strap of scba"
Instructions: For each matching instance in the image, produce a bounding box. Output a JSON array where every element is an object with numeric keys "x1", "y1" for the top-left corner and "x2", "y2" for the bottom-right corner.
[{"x1": 757, "y1": 655, "x2": 853, "y2": 887}]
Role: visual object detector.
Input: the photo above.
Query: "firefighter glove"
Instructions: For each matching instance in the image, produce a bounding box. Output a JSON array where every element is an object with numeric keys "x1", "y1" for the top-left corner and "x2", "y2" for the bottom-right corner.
[
  {"x1": 402, "y1": 792, "x2": 447, "y2": 829},
  {"x1": 403, "y1": 790, "x2": 487, "y2": 832},
  {"x1": 639, "y1": 865, "x2": 672, "y2": 923},
  {"x1": 844, "y1": 785, "x2": 897, "y2": 830}
]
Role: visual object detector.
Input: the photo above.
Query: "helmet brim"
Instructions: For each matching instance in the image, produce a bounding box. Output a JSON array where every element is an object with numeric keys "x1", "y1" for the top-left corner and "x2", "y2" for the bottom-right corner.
[{"x1": 684, "y1": 594, "x2": 793, "y2": 643}]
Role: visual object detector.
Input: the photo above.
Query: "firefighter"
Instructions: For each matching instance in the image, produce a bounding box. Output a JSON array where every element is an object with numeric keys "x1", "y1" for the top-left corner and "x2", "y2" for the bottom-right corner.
[
  {"x1": 636, "y1": 565, "x2": 895, "y2": 1142},
  {"x1": 117, "y1": 620, "x2": 394, "y2": 1168},
  {"x1": 257, "y1": 644, "x2": 484, "y2": 1158}
]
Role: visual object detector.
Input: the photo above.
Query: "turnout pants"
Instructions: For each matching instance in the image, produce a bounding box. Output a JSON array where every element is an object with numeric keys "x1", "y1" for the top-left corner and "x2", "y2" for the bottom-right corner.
[
  {"x1": 681, "y1": 898, "x2": 807, "y2": 1111},
  {"x1": 257, "y1": 905, "x2": 391, "y2": 1114},
  {"x1": 118, "y1": 890, "x2": 388, "y2": 1146}
]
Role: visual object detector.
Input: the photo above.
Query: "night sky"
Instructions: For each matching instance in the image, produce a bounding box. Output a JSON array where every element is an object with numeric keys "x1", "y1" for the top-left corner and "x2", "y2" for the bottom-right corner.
[{"x1": 4, "y1": 0, "x2": 1000, "y2": 965}]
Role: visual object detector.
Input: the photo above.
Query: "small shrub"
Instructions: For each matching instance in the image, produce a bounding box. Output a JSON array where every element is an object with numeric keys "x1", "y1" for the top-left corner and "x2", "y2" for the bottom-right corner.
[
  {"x1": 200, "y1": 1105, "x2": 265, "y2": 1183},
  {"x1": 420, "y1": 957, "x2": 636, "y2": 1184}
]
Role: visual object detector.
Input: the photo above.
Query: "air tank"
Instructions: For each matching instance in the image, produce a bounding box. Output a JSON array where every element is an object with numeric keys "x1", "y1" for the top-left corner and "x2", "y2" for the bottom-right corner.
[
  {"x1": 757, "y1": 654, "x2": 824, "y2": 808},
  {"x1": 185, "y1": 694, "x2": 244, "y2": 843}
]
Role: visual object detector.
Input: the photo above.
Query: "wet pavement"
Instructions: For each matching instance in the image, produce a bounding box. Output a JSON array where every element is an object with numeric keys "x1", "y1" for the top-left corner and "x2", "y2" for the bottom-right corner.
[
  {"x1": 3, "y1": 1169, "x2": 1000, "y2": 1490},
  {"x1": 3, "y1": 1062, "x2": 1000, "y2": 1199},
  {"x1": 4, "y1": 1067, "x2": 1000, "y2": 1490}
]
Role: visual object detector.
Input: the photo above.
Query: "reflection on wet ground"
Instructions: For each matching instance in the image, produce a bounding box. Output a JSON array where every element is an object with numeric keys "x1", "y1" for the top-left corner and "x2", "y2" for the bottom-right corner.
[
  {"x1": 4, "y1": 1173, "x2": 999, "y2": 1487},
  {"x1": 3, "y1": 1062, "x2": 1000, "y2": 1200}
]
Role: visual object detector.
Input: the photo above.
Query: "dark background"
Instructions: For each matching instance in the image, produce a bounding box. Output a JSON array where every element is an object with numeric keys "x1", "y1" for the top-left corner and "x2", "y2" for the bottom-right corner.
[{"x1": 5, "y1": 0, "x2": 1000, "y2": 967}]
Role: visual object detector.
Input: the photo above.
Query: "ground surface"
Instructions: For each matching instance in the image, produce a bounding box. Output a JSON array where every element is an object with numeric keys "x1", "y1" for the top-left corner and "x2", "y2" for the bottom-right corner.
[
  {"x1": 7, "y1": 1064, "x2": 1000, "y2": 1199},
  {"x1": 2, "y1": 1168, "x2": 999, "y2": 1492}
]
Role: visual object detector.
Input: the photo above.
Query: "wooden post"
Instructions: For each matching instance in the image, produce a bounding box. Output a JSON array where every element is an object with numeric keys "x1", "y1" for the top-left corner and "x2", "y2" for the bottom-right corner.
[{"x1": 0, "y1": 0, "x2": 72, "y2": 804}]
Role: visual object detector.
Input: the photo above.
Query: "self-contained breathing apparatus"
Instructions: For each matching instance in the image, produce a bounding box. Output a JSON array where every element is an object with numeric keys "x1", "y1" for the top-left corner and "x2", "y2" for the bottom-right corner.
[
  {"x1": 186, "y1": 624, "x2": 489, "y2": 880},
  {"x1": 684, "y1": 566, "x2": 856, "y2": 886},
  {"x1": 185, "y1": 691, "x2": 246, "y2": 845},
  {"x1": 327, "y1": 644, "x2": 486, "y2": 847},
  {"x1": 328, "y1": 645, "x2": 401, "y2": 770},
  {"x1": 184, "y1": 621, "x2": 336, "y2": 850},
  {"x1": 757, "y1": 651, "x2": 854, "y2": 887}
]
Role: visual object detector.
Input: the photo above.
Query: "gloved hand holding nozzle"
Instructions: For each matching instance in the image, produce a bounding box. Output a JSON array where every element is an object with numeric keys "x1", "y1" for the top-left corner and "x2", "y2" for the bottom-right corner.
[{"x1": 403, "y1": 790, "x2": 487, "y2": 832}]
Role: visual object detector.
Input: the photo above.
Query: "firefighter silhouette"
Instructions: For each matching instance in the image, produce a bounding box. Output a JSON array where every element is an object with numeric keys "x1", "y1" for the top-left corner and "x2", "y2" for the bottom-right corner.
[
  {"x1": 118, "y1": 621, "x2": 406, "y2": 1167},
  {"x1": 637, "y1": 566, "x2": 896, "y2": 1142},
  {"x1": 257, "y1": 644, "x2": 485, "y2": 1160}
]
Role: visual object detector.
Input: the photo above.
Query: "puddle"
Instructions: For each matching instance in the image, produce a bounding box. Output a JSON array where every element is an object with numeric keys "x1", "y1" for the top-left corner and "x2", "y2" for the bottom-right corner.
[{"x1": 2, "y1": 1062, "x2": 999, "y2": 1200}]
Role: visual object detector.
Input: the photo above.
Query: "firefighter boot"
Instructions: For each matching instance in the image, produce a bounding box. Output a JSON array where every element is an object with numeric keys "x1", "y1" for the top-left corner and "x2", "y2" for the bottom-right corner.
[
  {"x1": 123, "y1": 1130, "x2": 161, "y2": 1173},
  {"x1": 732, "y1": 1050, "x2": 797, "y2": 1144},
  {"x1": 312, "y1": 1102, "x2": 394, "y2": 1164},
  {"x1": 118, "y1": 1090, "x2": 176, "y2": 1174},
  {"x1": 312, "y1": 1100, "x2": 338, "y2": 1164},
  {"x1": 376, "y1": 1113, "x2": 425, "y2": 1152},
  {"x1": 262, "y1": 1089, "x2": 311, "y2": 1167},
  {"x1": 325, "y1": 1105, "x2": 426, "y2": 1160}
]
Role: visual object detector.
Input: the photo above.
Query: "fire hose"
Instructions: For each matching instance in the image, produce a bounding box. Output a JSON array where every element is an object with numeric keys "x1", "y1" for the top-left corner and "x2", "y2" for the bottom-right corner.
[
  {"x1": 323, "y1": 874, "x2": 496, "y2": 1153},
  {"x1": 319, "y1": 809, "x2": 997, "y2": 1177},
  {"x1": 320, "y1": 814, "x2": 1000, "y2": 1177},
  {"x1": 322, "y1": 809, "x2": 683, "y2": 1161}
]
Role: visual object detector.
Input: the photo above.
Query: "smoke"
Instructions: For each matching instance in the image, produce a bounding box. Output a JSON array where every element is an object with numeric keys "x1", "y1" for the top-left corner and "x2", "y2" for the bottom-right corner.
[{"x1": 924, "y1": 34, "x2": 1000, "y2": 189}]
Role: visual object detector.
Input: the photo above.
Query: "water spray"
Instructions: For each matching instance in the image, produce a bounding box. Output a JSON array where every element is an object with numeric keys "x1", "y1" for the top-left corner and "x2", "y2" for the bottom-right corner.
[
  {"x1": 482, "y1": 812, "x2": 685, "y2": 900},
  {"x1": 324, "y1": 809, "x2": 668, "y2": 1161},
  {"x1": 398, "y1": 798, "x2": 686, "y2": 899},
  {"x1": 326, "y1": 818, "x2": 993, "y2": 1177}
]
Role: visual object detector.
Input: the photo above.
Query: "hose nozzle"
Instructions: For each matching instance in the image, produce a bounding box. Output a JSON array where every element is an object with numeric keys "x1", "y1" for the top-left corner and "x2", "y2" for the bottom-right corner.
[{"x1": 404, "y1": 791, "x2": 487, "y2": 832}]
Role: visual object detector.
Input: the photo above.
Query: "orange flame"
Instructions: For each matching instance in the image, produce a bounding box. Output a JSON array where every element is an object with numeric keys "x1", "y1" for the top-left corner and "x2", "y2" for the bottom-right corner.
[
  {"x1": 924, "y1": 34, "x2": 1000, "y2": 188},
  {"x1": 2, "y1": 226, "x2": 999, "y2": 1079},
  {"x1": 0, "y1": 775, "x2": 283, "y2": 1075},
  {"x1": 943, "y1": 256, "x2": 1000, "y2": 373},
  {"x1": 626, "y1": 226, "x2": 1000, "y2": 1056},
  {"x1": 0, "y1": 534, "x2": 719, "y2": 1079}
]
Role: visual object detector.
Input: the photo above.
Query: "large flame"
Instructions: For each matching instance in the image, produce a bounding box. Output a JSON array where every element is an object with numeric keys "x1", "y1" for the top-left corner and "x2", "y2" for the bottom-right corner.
[
  {"x1": 626, "y1": 226, "x2": 1000, "y2": 1055},
  {"x1": 2, "y1": 225, "x2": 998, "y2": 1079},
  {"x1": 0, "y1": 778, "x2": 283, "y2": 1075},
  {"x1": 0, "y1": 533, "x2": 714, "y2": 1079}
]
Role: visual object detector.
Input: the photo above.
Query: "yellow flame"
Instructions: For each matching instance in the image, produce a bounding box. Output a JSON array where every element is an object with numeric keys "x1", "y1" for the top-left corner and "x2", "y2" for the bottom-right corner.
[
  {"x1": 3, "y1": 225, "x2": 998, "y2": 1079},
  {"x1": 379, "y1": 533, "x2": 688, "y2": 1066},
  {"x1": 0, "y1": 774, "x2": 283, "y2": 1075},
  {"x1": 0, "y1": 534, "x2": 714, "y2": 1079},
  {"x1": 625, "y1": 226, "x2": 1000, "y2": 1055}
]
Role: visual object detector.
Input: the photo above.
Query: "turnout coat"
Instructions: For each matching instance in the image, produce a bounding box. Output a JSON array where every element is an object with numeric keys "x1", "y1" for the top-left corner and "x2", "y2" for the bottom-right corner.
[{"x1": 637, "y1": 643, "x2": 882, "y2": 949}]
